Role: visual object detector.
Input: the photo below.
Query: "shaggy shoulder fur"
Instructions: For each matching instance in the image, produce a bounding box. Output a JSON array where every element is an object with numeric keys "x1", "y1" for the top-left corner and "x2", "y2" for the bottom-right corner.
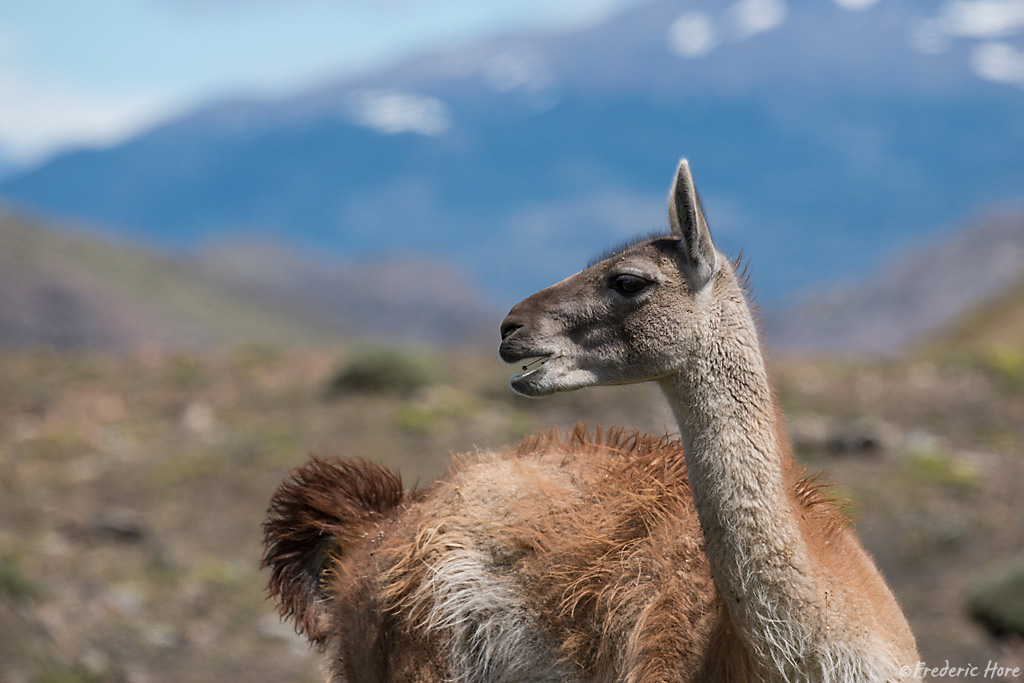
[{"x1": 262, "y1": 424, "x2": 852, "y2": 682}]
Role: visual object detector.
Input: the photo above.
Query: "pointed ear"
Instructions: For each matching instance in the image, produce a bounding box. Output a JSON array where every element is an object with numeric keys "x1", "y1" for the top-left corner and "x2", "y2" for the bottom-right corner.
[{"x1": 668, "y1": 159, "x2": 717, "y2": 291}]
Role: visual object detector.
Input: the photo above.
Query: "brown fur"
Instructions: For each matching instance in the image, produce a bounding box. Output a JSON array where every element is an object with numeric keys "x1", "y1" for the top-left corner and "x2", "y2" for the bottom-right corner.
[
  {"x1": 262, "y1": 458, "x2": 406, "y2": 644},
  {"x1": 262, "y1": 423, "x2": 855, "y2": 682},
  {"x1": 263, "y1": 160, "x2": 917, "y2": 680}
]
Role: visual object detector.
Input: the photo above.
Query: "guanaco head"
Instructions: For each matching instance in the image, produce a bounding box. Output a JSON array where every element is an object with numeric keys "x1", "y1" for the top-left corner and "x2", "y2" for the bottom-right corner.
[{"x1": 499, "y1": 159, "x2": 740, "y2": 397}]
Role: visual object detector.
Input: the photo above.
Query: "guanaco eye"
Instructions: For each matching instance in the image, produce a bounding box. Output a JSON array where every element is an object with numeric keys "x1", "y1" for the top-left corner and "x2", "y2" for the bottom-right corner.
[{"x1": 610, "y1": 274, "x2": 650, "y2": 296}]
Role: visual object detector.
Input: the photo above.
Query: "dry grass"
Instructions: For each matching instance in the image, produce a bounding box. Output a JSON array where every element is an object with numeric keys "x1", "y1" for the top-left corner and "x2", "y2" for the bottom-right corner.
[{"x1": 0, "y1": 344, "x2": 1021, "y2": 681}]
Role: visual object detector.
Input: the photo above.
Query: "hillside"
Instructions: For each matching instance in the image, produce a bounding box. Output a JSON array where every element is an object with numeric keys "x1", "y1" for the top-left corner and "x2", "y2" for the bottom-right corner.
[
  {"x1": 0, "y1": 213, "x2": 494, "y2": 349},
  {"x1": 193, "y1": 241, "x2": 496, "y2": 347},
  {"x1": 0, "y1": 213, "x2": 345, "y2": 349},
  {"x1": 5, "y1": 202, "x2": 1022, "y2": 355},
  {"x1": 1, "y1": 0, "x2": 1022, "y2": 307},
  {"x1": 924, "y1": 274, "x2": 1024, "y2": 357},
  {"x1": 766, "y1": 213, "x2": 1024, "y2": 355}
]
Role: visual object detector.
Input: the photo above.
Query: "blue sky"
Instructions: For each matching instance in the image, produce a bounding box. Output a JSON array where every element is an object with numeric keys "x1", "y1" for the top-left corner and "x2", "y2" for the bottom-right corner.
[
  {"x1": 0, "y1": 0, "x2": 641, "y2": 164},
  {"x1": 3, "y1": 0, "x2": 1024, "y2": 166}
]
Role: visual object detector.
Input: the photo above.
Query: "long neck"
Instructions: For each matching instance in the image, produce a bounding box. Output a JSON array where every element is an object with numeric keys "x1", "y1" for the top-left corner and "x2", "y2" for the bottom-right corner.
[{"x1": 657, "y1": 293, "x2": 822, "y2": 671}]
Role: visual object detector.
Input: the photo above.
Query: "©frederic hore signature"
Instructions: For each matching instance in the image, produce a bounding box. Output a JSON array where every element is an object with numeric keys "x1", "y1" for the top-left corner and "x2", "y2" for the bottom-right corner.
[{"x1": 902, "y1": 662, "x2": 1023, "y2": 680}]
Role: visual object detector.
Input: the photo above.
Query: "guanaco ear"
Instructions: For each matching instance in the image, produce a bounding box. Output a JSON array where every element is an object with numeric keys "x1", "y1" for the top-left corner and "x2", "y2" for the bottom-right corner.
[
  {"x1": 668, "y1": 159, "x2": 718, "y2": 291},
  {"x1": 262, "y1": 458, "x2": 404, "y2": 646}
]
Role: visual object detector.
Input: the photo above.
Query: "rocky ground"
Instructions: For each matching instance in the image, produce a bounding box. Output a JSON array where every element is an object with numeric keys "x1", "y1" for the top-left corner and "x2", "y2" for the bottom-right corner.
[{"x1": 1, "y1": 344, "x2": 1022, "y2": 682}]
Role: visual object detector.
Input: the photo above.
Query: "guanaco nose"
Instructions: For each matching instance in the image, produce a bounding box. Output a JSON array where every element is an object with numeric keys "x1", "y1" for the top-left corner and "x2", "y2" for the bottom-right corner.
[{"x1": 500, "y1": 317, "x2": 523, "y2": 341}]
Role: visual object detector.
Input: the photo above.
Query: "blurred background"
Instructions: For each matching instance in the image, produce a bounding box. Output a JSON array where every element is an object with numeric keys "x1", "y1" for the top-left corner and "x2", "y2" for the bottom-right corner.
[{"x1": 1, "y1": 0, "x2": 1023, "y2": 680}]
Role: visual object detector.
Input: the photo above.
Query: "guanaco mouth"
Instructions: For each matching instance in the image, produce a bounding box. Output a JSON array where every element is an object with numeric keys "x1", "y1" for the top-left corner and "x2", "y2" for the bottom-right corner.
[
  {"x1": 507, "y1": 353, "x2": 554, "y2": 380},
  {"x1": 516, "y1": 356, "x2": 548, "y2": 372}
]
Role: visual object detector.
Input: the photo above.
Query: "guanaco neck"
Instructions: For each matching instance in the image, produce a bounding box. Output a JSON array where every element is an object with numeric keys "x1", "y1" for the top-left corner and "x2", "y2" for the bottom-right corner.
[{"x1": 657, "y1": 285, "x2": 826, "y2": 673}]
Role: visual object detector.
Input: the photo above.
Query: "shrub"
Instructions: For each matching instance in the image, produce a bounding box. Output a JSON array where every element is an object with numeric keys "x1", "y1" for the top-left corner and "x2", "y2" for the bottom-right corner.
[
  {"x1": 967, "y1": 558, "x2": 1024, "y2": 637},
  {"x1": 327, "y1": 349, "x2": 441, "y2": 397},
  {"x1": 0, "y1": 553, "x2": 43, "y2": 603}
]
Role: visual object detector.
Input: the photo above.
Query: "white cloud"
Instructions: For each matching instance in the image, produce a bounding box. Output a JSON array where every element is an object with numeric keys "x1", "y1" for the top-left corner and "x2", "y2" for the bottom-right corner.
[
  {"x1": 917, "y1": 0, "x2": 1024, "y2": 42},
  {"x1": 728, "y1": 0, "x2": 788, "y2": 39},
  {"x1": 909, "y1": 0, "x2": 1024, "y2": 63},
  {"x1": 832, "y1": 0, "x2": 880, "y2": 10},
  {"x1": 971, "y1": 40, "x2": 1024, "y2": 84},
  {"x1": 668, "y1": 1, "x2": 788, "y2": 60},
  {"x1": 0, "y1": 64, "x2": 171, "y2": 165},
  {"x1": 910, "y1": 3, "x2": 1024, "y2": 92},
  {"x1": 943, "y1": 0, "x2": 1024, "y2": 37},
  {"x1": 668, "y1": 11, "x2": 719, "y2": 58},
  {"x1": 483, "y1": 49, "x2": 559, "y2": 110},
  {"x1": 346, "y1": 90, "x2": 452, "y2": 136},
  {"x1": 909, "y1": 18, "x2": 952, "y2": 54},
  {"x1": 484, "y1": 50, "x2": 554, "y2": 93}
]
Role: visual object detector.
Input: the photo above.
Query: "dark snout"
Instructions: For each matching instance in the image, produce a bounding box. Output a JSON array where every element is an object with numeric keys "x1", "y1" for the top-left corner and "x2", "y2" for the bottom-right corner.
[
  {"x1": 498, "y1": 301, "x2": 531, "y2": 364},
  {"x1": 498, "y1": 288, "x2": 555, "y2": 363},
  {"x1": 499, "y1": 316, "x2": 523, "y2": 345}
]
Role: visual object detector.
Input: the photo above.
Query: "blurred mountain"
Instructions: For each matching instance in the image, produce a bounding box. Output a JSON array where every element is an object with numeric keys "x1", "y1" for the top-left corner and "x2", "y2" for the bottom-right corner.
[
  {"x1": 925, "y1": 273, "x2": 1024, "y2": 356},
  {"x1": 0, "y1": 0, "x2": 1022, "y2": 309},
  {"x1": 0, "y1": 213, "x2": 493, "y2": 349},
  {"x1": 0, "y1": 213, "x2": 333, "y2": 349},
  {"x1": 765, "y1": 212, "x2": 1024, "y2": 355},
  {"x1": 194, "y1": 242, "x2": 497, "y2": 346},
  {"x1": 0, "y1": 146, "x2": 18, "y2": 182}
]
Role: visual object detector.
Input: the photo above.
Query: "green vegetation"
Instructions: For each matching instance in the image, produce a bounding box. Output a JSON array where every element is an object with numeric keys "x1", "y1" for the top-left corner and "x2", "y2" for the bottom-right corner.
[
  {"x1": 327, "y1": 349, "x2": 443, "y2": 397},
  {"x1": 976, "y1": 346, "x2": 1024, "y2": 393},
  {"x1": 0, "y1": 553, "x2": 43, "y2": 603},
  {"x1": 392, "y1": 389, "x2": 478, "y2": 433},
  {"x1": 968, "y1": 559, "x2": 1024, "y2": 637},
  {"x1": 31, "y1": 663, "x2": 103, "y2": 683},
  {"x1": 903, "y1": 452, "x2": 981, "y2": 490}
]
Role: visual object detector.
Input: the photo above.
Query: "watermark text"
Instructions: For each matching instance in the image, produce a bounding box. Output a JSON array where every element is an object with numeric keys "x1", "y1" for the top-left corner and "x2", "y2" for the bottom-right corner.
[{"x1": 900, "y1": 661, "x2": 1022, "y2": 680}]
